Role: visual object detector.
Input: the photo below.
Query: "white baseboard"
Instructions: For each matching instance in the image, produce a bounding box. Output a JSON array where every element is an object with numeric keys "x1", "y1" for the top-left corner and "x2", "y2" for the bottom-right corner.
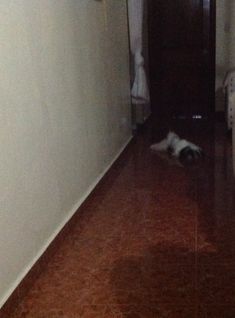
[{"x1": 0, "y1": 134, "x2": 133, "y2": 309}]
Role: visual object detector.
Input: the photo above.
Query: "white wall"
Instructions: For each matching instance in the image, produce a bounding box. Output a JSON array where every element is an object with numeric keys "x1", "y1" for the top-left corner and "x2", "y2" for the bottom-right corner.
[
  {"x1": 216, "y1": 0, "x2": 229, "y2": 90},
  {"x1": 215, "y1": 0, "x2": 235, "y2": 111},
  {"x1": 215, "y1": 0, "x2": 230, "y2": 111},
  {"x1": 0, "y1": 0, "x2": 131, "y2": 308},
  {"x1": 228, "y1": 1, "x2": 235, "y2": 68}
]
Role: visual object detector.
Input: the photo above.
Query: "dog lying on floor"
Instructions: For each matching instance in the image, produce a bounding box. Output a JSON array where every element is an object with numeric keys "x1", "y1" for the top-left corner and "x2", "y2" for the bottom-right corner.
[{"x1": 150, "y1": 131, "x2": 203, "y2": 165}]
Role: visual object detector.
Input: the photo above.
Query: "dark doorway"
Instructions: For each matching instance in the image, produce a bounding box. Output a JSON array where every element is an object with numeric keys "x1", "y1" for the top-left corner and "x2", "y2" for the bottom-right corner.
[{"x1": 148, "y1": 0, "x2": 215, "y2": 120}]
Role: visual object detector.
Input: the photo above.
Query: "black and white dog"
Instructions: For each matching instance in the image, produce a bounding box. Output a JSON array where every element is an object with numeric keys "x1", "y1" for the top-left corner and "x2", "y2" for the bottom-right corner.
[{"x1": 150, "y1": 132, "x2": 203, "y2": 165}]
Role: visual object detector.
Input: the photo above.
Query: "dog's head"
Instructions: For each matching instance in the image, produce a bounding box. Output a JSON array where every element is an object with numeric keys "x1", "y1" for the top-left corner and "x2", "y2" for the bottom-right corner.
[{"x1": 179, "y1": 146, "x2": 204, "y2": 166}]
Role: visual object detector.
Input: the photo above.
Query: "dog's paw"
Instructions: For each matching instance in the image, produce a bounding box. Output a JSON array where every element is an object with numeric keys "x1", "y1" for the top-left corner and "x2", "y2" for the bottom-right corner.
[{"x1": 150, "y1": 139, "x2": 168, "y2": 152}]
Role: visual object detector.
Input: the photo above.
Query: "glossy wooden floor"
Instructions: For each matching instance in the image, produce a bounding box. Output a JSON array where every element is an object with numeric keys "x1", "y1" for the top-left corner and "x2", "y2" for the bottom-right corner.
[{"x1": 9, "y1": 119, "x2": 235, "y2": 317}]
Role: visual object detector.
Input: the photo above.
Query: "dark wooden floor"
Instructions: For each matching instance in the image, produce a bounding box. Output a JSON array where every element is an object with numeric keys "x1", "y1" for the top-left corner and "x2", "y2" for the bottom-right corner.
[{"x1": 6, "y1": 118, "x2": 235, "y2": 317}]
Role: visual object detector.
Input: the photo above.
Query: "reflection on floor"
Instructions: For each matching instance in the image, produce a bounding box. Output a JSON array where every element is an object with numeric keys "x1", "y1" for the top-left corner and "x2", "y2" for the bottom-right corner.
[{"x1": 9, "y1": 119, "x2": 235, "y2": 317}]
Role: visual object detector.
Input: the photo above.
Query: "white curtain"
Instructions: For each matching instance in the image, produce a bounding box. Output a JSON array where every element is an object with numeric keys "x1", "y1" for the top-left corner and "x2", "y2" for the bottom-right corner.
[{"x1": 128, "y1": 0, "x2": 150, "y2": 104}]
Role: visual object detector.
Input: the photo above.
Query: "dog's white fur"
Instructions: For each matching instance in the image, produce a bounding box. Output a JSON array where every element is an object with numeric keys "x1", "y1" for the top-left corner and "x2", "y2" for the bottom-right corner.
[{"x1": 150, "y1": 131, "x2": 201, "y2": 157}]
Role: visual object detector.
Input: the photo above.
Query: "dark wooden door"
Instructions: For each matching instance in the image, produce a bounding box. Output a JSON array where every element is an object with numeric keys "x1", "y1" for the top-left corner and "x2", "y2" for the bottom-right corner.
[{"x1": 148, "y1": 0, "x2": 215, "y2": 119}]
